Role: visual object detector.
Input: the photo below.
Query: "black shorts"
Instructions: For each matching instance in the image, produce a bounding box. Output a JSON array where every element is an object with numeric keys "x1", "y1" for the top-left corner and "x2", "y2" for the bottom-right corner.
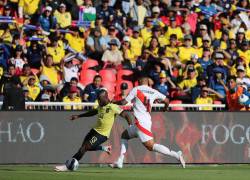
[{"x1": 83, "y1": 129, "x2": 107, "y2": 149}]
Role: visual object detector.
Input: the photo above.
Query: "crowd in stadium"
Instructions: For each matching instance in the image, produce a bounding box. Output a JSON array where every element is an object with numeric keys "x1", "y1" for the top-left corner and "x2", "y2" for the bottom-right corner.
[{"x1": 0, "y1": 0, "x2": 249, "y2": 111}]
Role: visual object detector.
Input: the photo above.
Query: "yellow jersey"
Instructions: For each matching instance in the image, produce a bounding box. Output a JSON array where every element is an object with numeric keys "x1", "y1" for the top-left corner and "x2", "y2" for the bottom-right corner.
[
  {"x1": 178, "y1": 46, "x2": 199, "y2": 63},
  {"x1": 63, "y1": 96, "x2": 82, "y2": 110},
  {"x1": 130, "y1": 37, "x2": 144, "y2": 57},
  {"x1": 40, "y1": 66, "x2": 59, "y2": 86},
  {"x1": 54, "y1": 11, "x2": 72, "y2": 28},
  {"x1": 27, "y1": 85, "x2": 40, "y2": 101},
  {"x1": 178, "y1": 78, "x2": 197, "y2": 90},
  {"x1": 19, "y1": 0, "x2": 40, "y2": 15},
  {"x1": 47, "y1": 46, "x2": 65, "y2": 65},
  {"x1": 195, "y1": 96, "x2": 213, "y2": 110},
  {"x1": 65, "y1": 33, "x2": 85, "y2": 53},
  {"x1": 94, "y1": 103, "x2": 122, "y2": 137}
]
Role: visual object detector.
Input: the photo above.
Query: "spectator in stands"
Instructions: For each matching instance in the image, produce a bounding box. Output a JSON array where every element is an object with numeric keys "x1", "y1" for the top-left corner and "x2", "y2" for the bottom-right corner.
[
  {"x1": 0, "y1": 64, "x2": 16, "y2": 98},
  {"x1": 38, "y1": 6, "x2": 57, "y2": 32},
  {"x1": 226, "y1": 37, "x2": 239, "y2": 67},
  {"x1": 121, "y1": 36, "x2": 135, "y2": 69},
  {"x1": 2, "y1": 76, "x2": 25, "y2": 110},
  {"x1": 164, "y1": 34, "x2": 179, "y2": 61},
  {"x1": 104, "y1": 25, "x2": 121, "y2": 48},
  {"x1": 36, "y1": 84, "x2": 57, "y2": 102},
  {"x1": 237, "y1": 40, "x2": 250, "y2": 64},
  {"x1": 147, "y1": 36, "x2": 160, "y2": 59},
  {"x1": 236, "y1": 28, "x2": 246, "y2": 48},
  {"x1": 26, "y1": 40, "x2": 45, "y2": 69},
  {"x1": 198, "y1": 48, "x2": 213, "y2": 75},
  {"x1": 96, "y1": 0, "x2": 115, "y2": 25},
  {"x1": 46, "y1": 36, "x2": 65, "y2": 65},
  {"x1": 102, "y1": 39, "x2": 123, "y2": 68},
  {"x1": 154, "y1": 71, "x2": 176, "y2": 96},
  {"x1": 23, "y1": 86, "x2": 33, "y2": 102},
  {"x1": 140, "y1": 17, "x2": 153, "y2": 44},
  {"x1": 207, "y1": 52, "x2": 229, "y2": 79},
  {"x1": 65, "y1": 26, "x2": 85, "y2": 54},
  {"x1": 63, "y1": 85, "x2": 82, "y2": 110},
  {"x1": 177, "y1": 66, "x2": 197, "y2": 102},
  {"x1": 236, "y1": 65, "x2": 250, "y2": 86},
  {"x1": 130, "y1": 0, "x2": 148, "y2": 27},
  {"x1": 39, "y1": 74, "x2": 51, "y2": 90},
  {"x1": 209, "y1": 67, "x2": 227, "y2": 98},
  {"x1": 130, "y1": 26, "x2": 144, "y2": 59},
  {"x1": 178, "y1": 34, "x2": 198, "y2": 64},
  {"x1": 59, "y1": 77, "x2": 84, "y2": 101},
  {"x1": 165, "y1": 17, "x2": 183, "y2": 42},
  {"x1": 26, "y1": 75, "x2": 40, "y2": 101},
  {"x1": 40, "y1": 55, "x2": 59, "y2": 87},
  {"x1": 9, "y1": 45, "x2": 27, "y2": 76},
  {"x1": 0, "y1": 37, "x2": 11, "y2": 69},
  {"x1": 86, "y1": 27, "x2": 107, "y2": 61},
  {"x1": 20, "y1": 64, "x2": 39, "y2": 86},
  {"x1": 191, "y1": 75, "x2": 207, "y2": 103},
  {"x1": 54, "y1": 3, "x2": 72, "y2": 28},
  {"x1": 220, "y1": 76, "x2": 244, "y2": 111},
  {"x1": 195, "y1": 86, "x2": 223, "y2": 110},
  {"x1": 136, "y1": 49, "x2": 151, "y2": 75},
  {"x1": 18, "y1": 0, "x2": 40, "y2": 18},
  {"x1": 61, "y1": 54, "x2": 82, "y2": 83},
  {"x1": 114, "y1": 82, "x2": 129, "y2": 101},
  {"x1": 83, "y1": 75, "x2": 102, "y2": 102}
]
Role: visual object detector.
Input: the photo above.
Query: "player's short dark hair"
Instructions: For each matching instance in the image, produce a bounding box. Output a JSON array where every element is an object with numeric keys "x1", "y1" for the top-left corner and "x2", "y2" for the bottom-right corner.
[{"x1": 97, "y1": 88, "x2": 108, "y2": 98}]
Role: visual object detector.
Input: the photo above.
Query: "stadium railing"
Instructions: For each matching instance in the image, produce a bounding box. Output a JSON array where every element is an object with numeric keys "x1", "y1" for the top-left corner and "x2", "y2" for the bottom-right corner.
[{"x1": 0, "y1": 102, "x2": 226, "y2": 111}]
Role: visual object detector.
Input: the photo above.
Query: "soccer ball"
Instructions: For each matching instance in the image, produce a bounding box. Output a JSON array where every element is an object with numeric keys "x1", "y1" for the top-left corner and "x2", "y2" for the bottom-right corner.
[
  {"x1": 239, "y1": 94, "x2": 249, "y2": 104},
  {"x1": 65, "y1": 158, "x2": 79, "y2": 171}
]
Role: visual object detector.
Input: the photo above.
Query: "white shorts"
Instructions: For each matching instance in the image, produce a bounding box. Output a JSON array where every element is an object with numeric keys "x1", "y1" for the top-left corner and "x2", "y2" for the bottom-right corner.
[{"x1": 127, "y1": 120, "x2": 153, "y2": 143}]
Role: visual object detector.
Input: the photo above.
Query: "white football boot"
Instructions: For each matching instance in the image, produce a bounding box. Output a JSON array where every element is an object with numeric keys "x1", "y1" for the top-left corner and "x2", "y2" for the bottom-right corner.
[
  {"x1": 54, "y1": 165, "x2": 69, "y2": 172},
  {"x1": 177, "y1": 151, "x2": 186, "y2": 168}
]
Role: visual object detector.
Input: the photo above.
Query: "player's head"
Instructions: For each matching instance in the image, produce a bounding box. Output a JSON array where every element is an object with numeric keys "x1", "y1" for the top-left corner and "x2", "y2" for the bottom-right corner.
[
  {"x1": 97, "y1": 88, "x2": 109, "y2": 106},
  {"x1": 138, "y1": 76, "x2": 149, "y2": 86}
]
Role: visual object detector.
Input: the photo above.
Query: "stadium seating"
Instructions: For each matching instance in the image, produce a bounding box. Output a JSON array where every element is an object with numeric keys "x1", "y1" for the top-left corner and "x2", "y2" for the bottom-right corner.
[
  {"x1": 170, "y1": 100, "x2": 185, "y2": 111},
  {"x1": 117, "y1": 69, "x2": 133, "y2": 82},
  {"x1": 81, "y1": 59, "x2": 99, "y2": 70},
  {"x1": 79, "y1": 69, "x2": 97, "y2": 86},
  {"x1": 99, "y1": 69, "x2": 116, "y2": 83}
]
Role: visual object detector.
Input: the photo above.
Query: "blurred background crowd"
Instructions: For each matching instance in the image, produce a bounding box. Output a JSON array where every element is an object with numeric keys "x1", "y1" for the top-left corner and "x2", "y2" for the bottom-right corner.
[{"x1": 0, "y1": 0, "x2": 249, "y2": 111}]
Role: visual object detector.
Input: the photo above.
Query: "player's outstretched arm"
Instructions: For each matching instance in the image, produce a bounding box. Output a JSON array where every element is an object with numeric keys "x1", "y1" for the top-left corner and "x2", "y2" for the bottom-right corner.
[
  {"x1": 119, "y1": 110, "x2": 133, "y2": 125},
  {"x1": 70, "y1": 109, "x2": 98, "y2": 121}
]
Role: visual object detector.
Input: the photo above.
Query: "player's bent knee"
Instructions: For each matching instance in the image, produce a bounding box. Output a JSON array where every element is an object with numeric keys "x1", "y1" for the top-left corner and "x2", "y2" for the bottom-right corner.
[{"x1": 143, "y1": 140, "x2": 154, "y2": 151}]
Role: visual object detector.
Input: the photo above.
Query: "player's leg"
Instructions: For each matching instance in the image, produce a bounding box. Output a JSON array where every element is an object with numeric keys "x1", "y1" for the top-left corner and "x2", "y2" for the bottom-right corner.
[
  {"x1": 136, "y1": 121, "x2": 185, "y2": 168},
  {"x1": 54, "y1": 129, "x2": 109, "y2": 171},
  {"x1": 142, "y1": 139, "x2": 185, "y2": 168},
  {"x1": 110, "y1": 125, "x2": 137, "y2": 168},
  {"x1": 73, "y1": 129, "x2": 109, "y2": 160}
]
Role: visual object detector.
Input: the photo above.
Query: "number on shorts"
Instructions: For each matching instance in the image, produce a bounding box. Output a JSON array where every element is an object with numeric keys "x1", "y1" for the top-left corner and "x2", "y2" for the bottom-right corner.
[{"x1": 89, "y1": 136, "x2": 97, "y2": 145}]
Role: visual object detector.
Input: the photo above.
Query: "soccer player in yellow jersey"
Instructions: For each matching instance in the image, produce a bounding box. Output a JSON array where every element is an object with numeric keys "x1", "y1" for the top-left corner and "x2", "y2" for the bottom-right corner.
[{"x1": 54, "y1": 89, "x2": 132, "y2": 171}]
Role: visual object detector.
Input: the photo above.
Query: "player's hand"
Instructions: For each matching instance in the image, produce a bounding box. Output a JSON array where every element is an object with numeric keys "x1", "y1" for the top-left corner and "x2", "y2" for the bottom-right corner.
[{"x1": 70, "y1": 115, "x2": 79, "y2": 121}]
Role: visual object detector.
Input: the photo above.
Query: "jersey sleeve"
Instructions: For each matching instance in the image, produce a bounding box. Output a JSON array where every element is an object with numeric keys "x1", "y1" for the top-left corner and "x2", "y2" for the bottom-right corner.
[
  {"x1": 125, "y1": 87, "x2": 137, "y2": 103},
  {"x1": 111, "y1": 104, "x2": 123, "y2": 115}
]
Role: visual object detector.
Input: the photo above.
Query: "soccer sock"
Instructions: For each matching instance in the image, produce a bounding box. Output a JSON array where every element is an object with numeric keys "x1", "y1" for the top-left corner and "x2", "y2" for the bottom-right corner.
[
  {"x1": 118, "y1": 139, "x2": 128, "y2": 162},
  {"x1": 153, "y1": 144, "x2": 179, "y2": 160},
  {"x1": 101, "y1": 146, "x2": 109, "y2": 152}
]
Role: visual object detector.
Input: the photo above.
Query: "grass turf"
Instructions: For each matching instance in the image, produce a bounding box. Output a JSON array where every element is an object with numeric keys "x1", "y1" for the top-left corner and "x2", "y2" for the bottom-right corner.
[{"x1": 0, "y1": 165, "x2": 250, "y2": 180}]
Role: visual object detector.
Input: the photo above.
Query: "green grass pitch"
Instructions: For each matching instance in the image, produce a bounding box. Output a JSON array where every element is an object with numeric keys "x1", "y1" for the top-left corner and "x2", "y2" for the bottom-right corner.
[{"x1": 0, "y1": 165, "x2": 250, "y2": 180}]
